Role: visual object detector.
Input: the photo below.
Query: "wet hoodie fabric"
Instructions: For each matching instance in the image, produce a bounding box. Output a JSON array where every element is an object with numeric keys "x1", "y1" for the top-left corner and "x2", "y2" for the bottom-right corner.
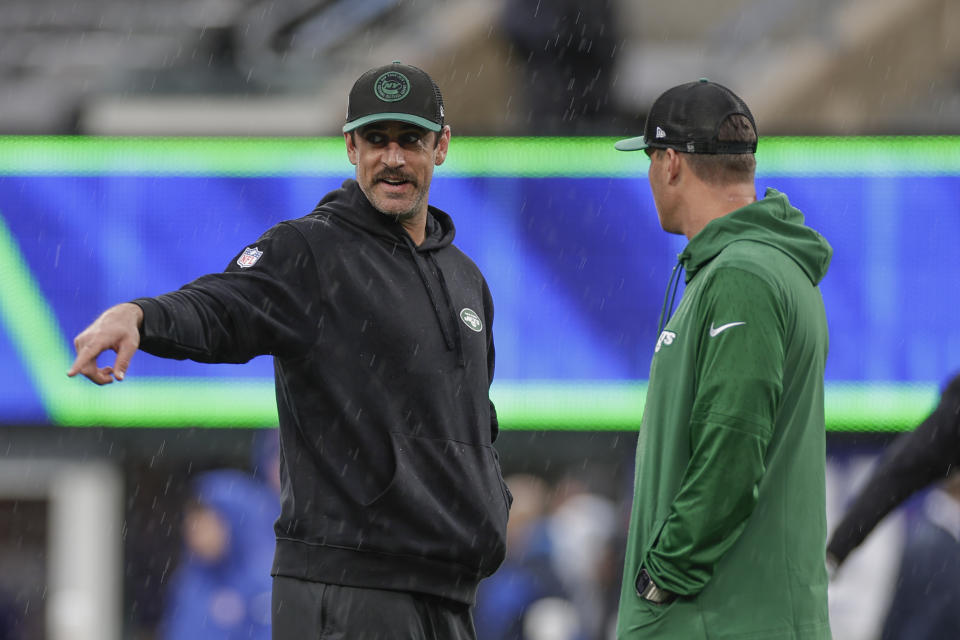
[
  {"x1": 135, "y1": 179, "x2": 509, "y2": 605},
  {"x1": 161, "y1": 470, "x2": 279, "y2": 640},
  {"x1": 617, "y1": 189, "x2": 833, "y2": 639}
]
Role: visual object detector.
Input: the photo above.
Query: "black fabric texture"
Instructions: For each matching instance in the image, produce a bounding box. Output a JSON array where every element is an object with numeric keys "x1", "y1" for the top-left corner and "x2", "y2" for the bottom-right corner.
[{"x1": 271, "y1": 576, "x2": 476, "y2": 640}]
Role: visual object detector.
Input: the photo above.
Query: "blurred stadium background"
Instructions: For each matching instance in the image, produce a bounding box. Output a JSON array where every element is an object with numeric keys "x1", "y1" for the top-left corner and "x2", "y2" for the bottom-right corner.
[{"x1": 0, "y1": 0, "x2": 958, "y2": 638}]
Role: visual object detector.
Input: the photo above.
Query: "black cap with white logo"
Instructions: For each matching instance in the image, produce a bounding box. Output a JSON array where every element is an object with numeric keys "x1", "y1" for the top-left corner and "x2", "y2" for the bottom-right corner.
[
  {"x1": 343, "y1": 61, "x2": 445, "y2": 133},
  {"x1": 615, "y1": 78, "x2": 757, "y2": 154}
]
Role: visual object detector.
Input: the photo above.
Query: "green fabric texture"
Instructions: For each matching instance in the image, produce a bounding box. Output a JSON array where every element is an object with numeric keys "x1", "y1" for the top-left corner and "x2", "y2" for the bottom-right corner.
[{"x1": 617, "y1": 189, "x2": 833, "y2": 638}]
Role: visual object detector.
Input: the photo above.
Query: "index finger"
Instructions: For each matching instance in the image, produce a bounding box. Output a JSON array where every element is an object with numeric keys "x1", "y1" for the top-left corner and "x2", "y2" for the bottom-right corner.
[{"x1": 67, "y1": 342, "x2": 102, "y2": 378}]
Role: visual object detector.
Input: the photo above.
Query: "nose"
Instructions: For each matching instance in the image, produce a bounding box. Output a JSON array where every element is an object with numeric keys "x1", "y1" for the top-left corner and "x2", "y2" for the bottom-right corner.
[{"x1": 383, "y1": 141, "x2": 405, "y2": 167}]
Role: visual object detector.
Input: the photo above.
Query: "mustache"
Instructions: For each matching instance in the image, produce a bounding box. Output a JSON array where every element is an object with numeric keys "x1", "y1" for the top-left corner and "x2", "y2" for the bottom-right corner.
[{"x1": 375, "y1": 170, "x2": 417, "y2": 185}]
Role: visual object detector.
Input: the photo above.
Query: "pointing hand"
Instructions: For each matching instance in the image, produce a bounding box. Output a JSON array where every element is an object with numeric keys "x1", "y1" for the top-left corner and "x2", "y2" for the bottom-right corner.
[{"x1": 67, "y1": 303, "x2": 144, "y2": 385}]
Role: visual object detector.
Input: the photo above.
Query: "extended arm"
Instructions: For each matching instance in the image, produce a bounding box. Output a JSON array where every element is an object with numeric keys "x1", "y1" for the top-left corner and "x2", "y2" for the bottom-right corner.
[{"x1": 68, "y1": 222, "x2": 318, "y2": 382}]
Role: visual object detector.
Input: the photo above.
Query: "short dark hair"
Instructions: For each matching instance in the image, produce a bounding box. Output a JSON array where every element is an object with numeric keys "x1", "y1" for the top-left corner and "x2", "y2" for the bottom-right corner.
[{"x1": 683, "y1": 114, "x2": 757, "y2": 185}]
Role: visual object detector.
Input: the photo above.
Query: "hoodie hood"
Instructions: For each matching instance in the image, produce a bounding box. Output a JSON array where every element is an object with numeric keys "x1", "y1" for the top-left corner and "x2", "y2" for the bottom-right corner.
[
  {"x1": 313, "y1": 179, "x2": 468, "y2": 366},
  {"x1": 315, "y1": 179, "x2": 456, "y2": 252},
  {"x1": 680, "y1": 188, "x2": 832, "y2": 286}
]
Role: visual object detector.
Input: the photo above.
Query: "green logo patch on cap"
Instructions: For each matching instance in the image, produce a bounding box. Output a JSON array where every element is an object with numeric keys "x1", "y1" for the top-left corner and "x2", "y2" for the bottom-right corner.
[{"x1": 374, "y1": 71, "x2": 410, "y2": 102}]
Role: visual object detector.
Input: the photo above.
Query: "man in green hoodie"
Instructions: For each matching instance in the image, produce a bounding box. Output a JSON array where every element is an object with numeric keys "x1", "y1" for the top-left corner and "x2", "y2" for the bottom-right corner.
[{"x1": 612, "y1": 80, "x2": 833, "y2": 638}]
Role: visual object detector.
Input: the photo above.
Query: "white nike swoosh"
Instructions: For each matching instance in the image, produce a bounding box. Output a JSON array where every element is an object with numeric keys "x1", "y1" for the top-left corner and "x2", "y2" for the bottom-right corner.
[{"x1": 709, "y1": 321, "x2": 746, "y2": 337}]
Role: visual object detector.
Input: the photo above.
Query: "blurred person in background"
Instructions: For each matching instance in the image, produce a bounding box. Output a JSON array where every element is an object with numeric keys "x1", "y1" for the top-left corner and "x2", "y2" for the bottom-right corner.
[
  {"x1": 250, "y1": 428, "x2": 282, "y2": 499},
  {"x1": 879, "y1": 471, "x2": 960, "y2": 639},
  {"x1": 68, "y1": 61, "x2": 509, "y2": 639},
  {"x1": 475, "y1": 474, "x2": 582, "y2": 640},
  {"x1": 612, "y1": 79, "x2": 833, "y2": 638},
  {"x1": 161, "y1": 469, "x2": 279, "y2": 640},
  {"x1": 547, "y1": 474, "x2": 620, "y2": 639},
  {"x1": 499, "y1": 0, "x2": 621, "y2": 134},
  {"x1": 826, "y1": 371, "x2": 960, "y2": 571}
]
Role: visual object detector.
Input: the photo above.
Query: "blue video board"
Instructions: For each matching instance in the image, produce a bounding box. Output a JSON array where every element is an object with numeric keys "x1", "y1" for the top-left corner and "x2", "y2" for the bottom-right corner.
[{"x1": 1, "y1": 137, "x2": 958, "y2": 429}]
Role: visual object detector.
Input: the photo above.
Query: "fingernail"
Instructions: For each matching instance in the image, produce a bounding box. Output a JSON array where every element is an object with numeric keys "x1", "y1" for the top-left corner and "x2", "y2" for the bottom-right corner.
[{"x1": 116, "y1": 371, "x2": 124, "y2": 381}]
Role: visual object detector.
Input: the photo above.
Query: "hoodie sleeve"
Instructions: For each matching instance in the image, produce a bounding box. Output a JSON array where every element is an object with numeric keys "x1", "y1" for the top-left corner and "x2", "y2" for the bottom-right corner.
[
  {"x1": 134, "y1": 222, "x2": 319, "y2": 364},
  {"x1": 645, "y1": 267, "x2": 783, "y2": 595}
]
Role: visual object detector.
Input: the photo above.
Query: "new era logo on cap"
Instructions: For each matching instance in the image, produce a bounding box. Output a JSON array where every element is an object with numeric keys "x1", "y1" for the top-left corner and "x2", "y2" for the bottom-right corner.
[{"x1": 655, "y1": 126, "x2": 666, "y2": 139}]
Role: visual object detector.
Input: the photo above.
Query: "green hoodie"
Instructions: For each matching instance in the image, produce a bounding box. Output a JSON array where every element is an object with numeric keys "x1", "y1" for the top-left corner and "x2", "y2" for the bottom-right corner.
[{"x1": 617, "y1": 188, "x2": 833, "y2": 639}]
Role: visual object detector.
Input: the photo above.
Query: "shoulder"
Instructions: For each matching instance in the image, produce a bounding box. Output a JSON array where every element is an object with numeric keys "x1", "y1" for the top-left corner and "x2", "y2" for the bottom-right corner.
[
  {"x1": 708, "y1": 240, "x2": 804, "y2": 292},
  {"x1": 715, "y1": 240, "x2": 789, "y2": 271},
  {"x1": 440, "y1": 243, "x2": 490, "y2": 288},
  {"x1": 693, "y1": 249, "x2": 787, "y2": 321},
  {"x1": 282, "y1": 209, "x2": 354, "y2": 247}
]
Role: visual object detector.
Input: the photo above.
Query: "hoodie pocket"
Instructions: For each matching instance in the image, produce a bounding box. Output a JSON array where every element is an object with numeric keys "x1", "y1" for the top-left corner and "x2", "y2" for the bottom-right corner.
[
  {"x1": 628, "y1": 572, "x2": 679, "y2": 629},
  {"x1": 624, "y1": 518, "x2": 680, "y2": 630},
  {"x1": 360, "y1": 432, "x2": 509, "y2": 575}
]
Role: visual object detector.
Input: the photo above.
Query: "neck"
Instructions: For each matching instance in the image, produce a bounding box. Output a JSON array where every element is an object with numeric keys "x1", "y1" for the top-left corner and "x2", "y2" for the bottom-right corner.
[
  {"x1": 401, "y1": 210, "x2": 428, "y2": 245},
  {"x1": 682, "y1": 183, "x2": 757, "y2": 240}
]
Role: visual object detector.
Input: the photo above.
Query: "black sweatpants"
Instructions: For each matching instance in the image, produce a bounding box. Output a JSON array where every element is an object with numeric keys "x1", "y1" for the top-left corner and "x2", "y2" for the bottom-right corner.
[{"x1": 271, "y1": 576, "x2": 477, "y2": 640}]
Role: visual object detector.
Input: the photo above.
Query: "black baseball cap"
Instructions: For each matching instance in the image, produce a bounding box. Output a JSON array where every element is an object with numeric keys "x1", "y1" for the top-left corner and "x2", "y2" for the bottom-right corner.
[
  {"x1": 615, "y1": 78, "x2": 757, "y2": 154},
  {"x1": 343, "y1": 61, "x2": 445, "y2": 133}
]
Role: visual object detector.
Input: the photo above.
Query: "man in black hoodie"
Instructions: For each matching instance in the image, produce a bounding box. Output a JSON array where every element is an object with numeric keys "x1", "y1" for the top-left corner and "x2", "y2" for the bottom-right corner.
[{"x1": 68, "y1": 62, "x2": 511, "y2": 639}]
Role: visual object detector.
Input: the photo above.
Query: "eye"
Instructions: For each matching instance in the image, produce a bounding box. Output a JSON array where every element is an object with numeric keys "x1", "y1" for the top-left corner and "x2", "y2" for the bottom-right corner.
[
  {"x1": 399, "y1": 132, "x2": 423, "y2": 147},
  {"x1": 363, "y1": 132, "x2": 387, "y2": 146}
]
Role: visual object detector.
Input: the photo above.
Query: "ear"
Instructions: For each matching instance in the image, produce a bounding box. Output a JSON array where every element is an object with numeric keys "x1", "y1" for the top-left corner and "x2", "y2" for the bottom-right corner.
[
  {"x1": 344, "y1": 132, "x2": 358, "y2": 166},
  {"x1": 433, "y1": 125, "x2": 452, "y2": 166},
  {"x1": 664, "y1": 148, "x2": 683, "y2": 184}
]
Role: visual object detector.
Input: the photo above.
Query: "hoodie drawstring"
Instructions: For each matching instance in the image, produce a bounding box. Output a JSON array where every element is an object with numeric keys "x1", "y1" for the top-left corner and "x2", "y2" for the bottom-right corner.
[
  {"x1": 427, "y1": 253, "x2": 466, "y2": 368},
  {"x1": 404, "y1": 240, "x2": 465, "y2": 367},
  {"x1": 657, "y1": 260, "x2": 685, "y2": 336}
]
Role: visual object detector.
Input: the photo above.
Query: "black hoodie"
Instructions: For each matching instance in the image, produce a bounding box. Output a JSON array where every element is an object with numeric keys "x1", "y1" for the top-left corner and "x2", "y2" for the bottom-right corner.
[{"x1": 134, "y1": 179, "x2": 509, "y2": 604}]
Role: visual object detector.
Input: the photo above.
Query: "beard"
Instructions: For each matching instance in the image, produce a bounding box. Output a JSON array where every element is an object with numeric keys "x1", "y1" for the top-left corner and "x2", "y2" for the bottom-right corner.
[{"x1": 366, "y1": 169, "x2": 428, "y2": 221}]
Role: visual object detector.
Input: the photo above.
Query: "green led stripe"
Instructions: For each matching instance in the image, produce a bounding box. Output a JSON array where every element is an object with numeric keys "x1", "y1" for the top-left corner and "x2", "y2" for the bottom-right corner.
[
  {"x1": 41, "y1": 378, "x2": 944, "y2": 431},
  {"x1": 756, "y1": 137, "x2": 960, "y2": 177},
  {"x1": 491, "y1": 381, "x2": 647, "y2": 430},
  {"x1": 491, "y1": 380, "x2": 937, "y2": 432},
  {"x1": 447, "y1": 136, "x2": 960, "y2": 177},
  {"x1": 443, "y1": 137, "x2": 637, "y2": 177},
  {"x1": 0, "y1": 211, "x2": 77, "y2": 416},
  {"x1": 824, "y1": 382, "x2": 938, "y2": 432},
  {"x1": 0, "y1": 136, "x2": 347, "y2": 177},
  {"x1": 54, "y1": 378, "x2": 279, "y2": 427},
  {"x1": 0, "y1": 136, "x2": 957, "y2": 177}
]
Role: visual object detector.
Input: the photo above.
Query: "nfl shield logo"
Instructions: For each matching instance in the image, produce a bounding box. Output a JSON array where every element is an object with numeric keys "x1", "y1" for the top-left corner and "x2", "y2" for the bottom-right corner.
[{"x1": 237, "y1": 246, "x2": 263, "y2": 268}]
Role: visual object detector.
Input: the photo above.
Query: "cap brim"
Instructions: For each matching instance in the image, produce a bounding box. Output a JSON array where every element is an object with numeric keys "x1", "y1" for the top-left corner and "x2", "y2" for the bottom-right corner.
[
  {"x1": 343, "y1": 113, "x2": 441, "y2": 133},
  {"x1": 614, "y1": 135, "x2": 649, "y2": 152}
]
